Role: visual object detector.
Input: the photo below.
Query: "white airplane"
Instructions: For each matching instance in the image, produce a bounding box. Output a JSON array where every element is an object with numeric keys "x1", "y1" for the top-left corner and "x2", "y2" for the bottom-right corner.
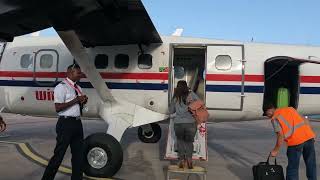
[{"x1": 1, "y1": 0, "x2": 320, "y2": 178}]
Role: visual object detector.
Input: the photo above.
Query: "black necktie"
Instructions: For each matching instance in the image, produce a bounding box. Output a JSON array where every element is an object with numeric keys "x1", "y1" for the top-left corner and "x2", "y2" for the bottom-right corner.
[{"x1": 74, "y1": 84, "x2": 83, "y2": 116}]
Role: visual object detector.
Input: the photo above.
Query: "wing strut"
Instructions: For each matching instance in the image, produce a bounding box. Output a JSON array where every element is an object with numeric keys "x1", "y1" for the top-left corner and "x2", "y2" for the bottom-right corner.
[
  {"x1": 56, "y1": 29, "x2": 167, "y2": 140},
  {"x1": 56, "y1": 30, "x2": 115, "y2": 102}
]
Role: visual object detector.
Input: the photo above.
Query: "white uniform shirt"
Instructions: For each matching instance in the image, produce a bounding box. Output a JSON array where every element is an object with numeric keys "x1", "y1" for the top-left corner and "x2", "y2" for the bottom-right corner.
[{"x1": 54, "y1": 78, "x2": 82, "y2": 117}]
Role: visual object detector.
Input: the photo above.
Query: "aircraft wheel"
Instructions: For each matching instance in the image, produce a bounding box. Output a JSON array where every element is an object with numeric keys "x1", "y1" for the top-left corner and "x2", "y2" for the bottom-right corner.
[
  {"x1": 138, "y1": 123, "x2": 161, "y2": 143},
  {"x1": 83, "y1": 133, "x2": 123, "y2": 178}
]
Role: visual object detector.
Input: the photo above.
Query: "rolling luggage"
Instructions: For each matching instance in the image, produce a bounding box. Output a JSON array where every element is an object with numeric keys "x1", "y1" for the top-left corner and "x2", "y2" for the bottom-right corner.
[
  {"x1": 252, "y1": 154, "x2": 284, "y2": 180},
  {"x1": 277, "y1": 87, "x2": 290, "y2": 108}
]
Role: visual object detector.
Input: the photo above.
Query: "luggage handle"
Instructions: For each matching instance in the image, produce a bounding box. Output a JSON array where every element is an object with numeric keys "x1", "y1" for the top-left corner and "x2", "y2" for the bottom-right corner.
[{"x1": 267, "y1": 153, "x2": 278, "y2": 165}]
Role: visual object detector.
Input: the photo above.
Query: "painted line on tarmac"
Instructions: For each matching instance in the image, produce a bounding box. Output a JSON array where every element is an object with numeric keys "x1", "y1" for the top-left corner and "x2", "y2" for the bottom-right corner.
[{"x1": 0, "y1": 140, "x2": 114, "y2": 180}]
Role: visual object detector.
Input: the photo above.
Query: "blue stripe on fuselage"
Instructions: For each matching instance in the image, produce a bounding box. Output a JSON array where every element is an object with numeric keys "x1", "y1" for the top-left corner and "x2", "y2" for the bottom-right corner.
[{"x1": 0, "y1": 80, "x2": 168, "y2": 90}]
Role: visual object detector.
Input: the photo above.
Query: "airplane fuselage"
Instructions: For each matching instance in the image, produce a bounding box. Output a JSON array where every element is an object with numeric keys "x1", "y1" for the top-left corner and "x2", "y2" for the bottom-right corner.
[{"x1": 1, "y1": 36, "x2": 320, "y2": 123}]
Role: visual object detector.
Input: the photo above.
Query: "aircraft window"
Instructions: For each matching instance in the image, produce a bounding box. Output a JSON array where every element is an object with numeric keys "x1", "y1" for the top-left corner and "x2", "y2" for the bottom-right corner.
[
  {"x1": 138, "y1": 54, "x2": 152, "y2": 69},
  {"x1": 215, "y1": 55, "x2": 232, "y2": 70},
  {"x1": 174, "y1": 66, "x2": 185, "y2": 79},
  {"x1": 95, "y1": 54, "x2": 108, "y2": 69},
  {"x1": 20, "y1": 54, "x2": 33, "y2": 69},
  {"x1": 40, "y1": 54, "x2": 53, "y2": 69},
  {"x1": 115, "y1": 54, "x2": 129, "y2": 69}
]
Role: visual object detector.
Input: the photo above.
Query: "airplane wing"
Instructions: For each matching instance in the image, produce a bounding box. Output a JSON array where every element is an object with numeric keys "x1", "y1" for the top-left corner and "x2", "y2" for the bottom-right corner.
[
  {"x1": 0, "y1": 0, "x2": 162, "y2": 46},
  {"x1": 0, "y1": 0, "x2": 165, "y2": 117}
]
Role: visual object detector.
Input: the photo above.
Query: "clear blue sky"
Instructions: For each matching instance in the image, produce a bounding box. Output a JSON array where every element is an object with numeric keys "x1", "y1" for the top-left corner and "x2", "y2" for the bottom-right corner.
[{"x1": 39, "y1": 0, "x2": 320, "y2": 46}]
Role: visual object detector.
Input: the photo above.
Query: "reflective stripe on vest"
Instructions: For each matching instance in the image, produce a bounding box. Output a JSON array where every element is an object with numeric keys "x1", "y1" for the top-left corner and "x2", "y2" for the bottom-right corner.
[{"x1": 275, "y1": 114, "x2": 305, "y2": 139}]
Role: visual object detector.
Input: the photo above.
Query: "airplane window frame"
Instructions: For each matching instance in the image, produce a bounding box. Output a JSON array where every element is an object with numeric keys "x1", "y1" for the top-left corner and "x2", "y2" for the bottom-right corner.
[
  {"x1": 138, "y1": 54, "x2": 153, "y2": 69},
  {"x1": 40, "y1": 54, "x2": 54, "y2": 69},
  {"x1": 115, "y1": 54, "x2": 129, "y2": 69},
  {"x1": 215, "y1": 55, "x2": 232, "y2": 70},
  {"x1": 20, "y1": 54, "x2": 33, "y2": 69},
  {"x1": 95, "y1": 54, "x2": 108, "y2": 69}
]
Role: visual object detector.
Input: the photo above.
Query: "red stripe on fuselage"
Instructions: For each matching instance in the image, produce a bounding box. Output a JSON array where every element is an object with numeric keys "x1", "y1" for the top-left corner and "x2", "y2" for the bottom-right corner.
[
  {"x1": 206, "y1": 74, "x2": 320, "y2": 83},
  {"x1": 0, "y1": 71, "x2": 319, "y2": 83},
  {"x1": 0, "y1": 71, "x2": 168, "y2": 80},
  {"x1": 206, "y1": 74, "x2": 264, "y2": 82},
  {"x1": 99, "y1": 73, "x2": 168, "y2": 80},
  {"x1": 300, "y1": 76, "x2": 320, "y2": 83},
  {"x1": 0, "y1": 71, "x2": 66, "y2": 78}
]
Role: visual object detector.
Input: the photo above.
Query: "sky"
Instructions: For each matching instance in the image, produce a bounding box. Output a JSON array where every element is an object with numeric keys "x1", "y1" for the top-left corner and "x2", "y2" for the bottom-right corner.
[{"x1": 38, "y1": 0, "x2": 320, "y2": 46}]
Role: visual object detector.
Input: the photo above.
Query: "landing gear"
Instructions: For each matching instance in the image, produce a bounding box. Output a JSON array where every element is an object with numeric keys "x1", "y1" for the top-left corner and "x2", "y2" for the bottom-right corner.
[
  {"x1": 83, "y1": 133, "x2": 123, "y2": 178},
  {"x1": 138, "y1": 123, "x2": 162, "y2": 143}
]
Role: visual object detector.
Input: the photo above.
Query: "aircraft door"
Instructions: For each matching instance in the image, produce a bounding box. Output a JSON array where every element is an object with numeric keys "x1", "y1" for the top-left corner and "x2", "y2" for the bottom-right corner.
[
  {"x1": 34, "y1": 49, "x2": 59, "y2": 86},
  {"x1": 170, "y1": 47, "x2": 206, "y2": 100},
  {"x1": 206, "y1": 45, "x2": 245, "y2": 110}
]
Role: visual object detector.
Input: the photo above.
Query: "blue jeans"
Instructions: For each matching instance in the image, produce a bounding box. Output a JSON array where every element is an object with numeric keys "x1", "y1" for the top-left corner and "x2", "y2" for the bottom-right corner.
[{"x1": 286, "y1": 138, "x2": 317, "y2": 180}]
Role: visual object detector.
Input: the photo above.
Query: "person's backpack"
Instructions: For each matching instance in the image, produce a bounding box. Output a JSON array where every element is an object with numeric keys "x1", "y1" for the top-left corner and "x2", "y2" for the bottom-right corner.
[{"x1": 187, "y1": 94, "x2": 209, "y2": 124}]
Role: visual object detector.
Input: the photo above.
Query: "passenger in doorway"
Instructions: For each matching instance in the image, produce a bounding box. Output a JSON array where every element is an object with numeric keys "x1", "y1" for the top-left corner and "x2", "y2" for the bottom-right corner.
[
  {"x1": 263, "y1": 103, "x2": 317, "y2": 180},
  {"x1": 169, "y1": 80, "x2": 200, "y2": 169},
  {"x1": 0, "y1": 115, "x2": 6, "y2": 132}
]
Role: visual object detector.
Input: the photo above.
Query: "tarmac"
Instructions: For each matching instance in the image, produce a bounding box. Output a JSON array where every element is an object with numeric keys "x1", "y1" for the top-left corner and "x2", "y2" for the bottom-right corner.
[{"x1": 0, "y1": 113, "x2": 319, "y2": 180}]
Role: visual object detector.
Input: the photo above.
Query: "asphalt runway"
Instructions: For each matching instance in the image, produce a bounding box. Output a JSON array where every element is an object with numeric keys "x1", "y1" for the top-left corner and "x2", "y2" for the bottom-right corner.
[{"x1": 0, "y1": 113, "x2": 319, "y2": 180}]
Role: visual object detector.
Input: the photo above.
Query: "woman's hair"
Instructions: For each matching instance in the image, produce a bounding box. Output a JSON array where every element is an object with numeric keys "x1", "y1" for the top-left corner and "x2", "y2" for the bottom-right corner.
[{"x1": 173, "y1": 80, "x2": 189, "y2": 104}]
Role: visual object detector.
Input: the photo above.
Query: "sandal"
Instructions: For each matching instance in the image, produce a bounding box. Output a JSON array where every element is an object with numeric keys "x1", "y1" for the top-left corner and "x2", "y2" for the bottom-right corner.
[
  {"x1": 178, "y1": 160, "x2": 184, "y2": 169},
  {"x1": 186, "y1": 158, "x2": 193, "y2": 169}
]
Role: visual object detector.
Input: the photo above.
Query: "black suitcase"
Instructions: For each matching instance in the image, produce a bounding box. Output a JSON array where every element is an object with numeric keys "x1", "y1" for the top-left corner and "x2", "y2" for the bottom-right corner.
[{"x1": 252, "y1": 154, "x2": 285, "y2": 180}]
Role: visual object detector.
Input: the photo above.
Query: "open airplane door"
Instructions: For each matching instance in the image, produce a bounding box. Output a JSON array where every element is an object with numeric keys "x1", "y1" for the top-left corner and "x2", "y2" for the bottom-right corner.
[
  {"x1": 165, "y1": 47, "x2": 208, "y2": 161},
  {"x1": 206, "y1": 45, "x2": 245, "y2": 110},
  {"x1": 263, "y1": 56, "x2": 320, "y2": 111}
]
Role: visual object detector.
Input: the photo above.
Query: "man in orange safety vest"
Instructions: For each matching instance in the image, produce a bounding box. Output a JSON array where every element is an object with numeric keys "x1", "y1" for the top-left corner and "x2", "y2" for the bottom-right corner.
[{"x1": 263, "y1": 103, "x2": 317, "y2": 180}]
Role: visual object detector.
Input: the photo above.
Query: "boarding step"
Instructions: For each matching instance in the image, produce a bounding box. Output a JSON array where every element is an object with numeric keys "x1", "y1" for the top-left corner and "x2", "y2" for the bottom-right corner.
[{"x1": 166, "y1": 165, "x2": 207, "y2": 180}]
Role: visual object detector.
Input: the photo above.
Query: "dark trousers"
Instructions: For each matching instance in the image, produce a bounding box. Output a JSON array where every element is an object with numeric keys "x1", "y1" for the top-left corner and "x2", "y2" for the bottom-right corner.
[
  {"x1": 286, "y1": 138, "x2": 317, "y2": 180},
  {"x1": 42, "y1": 117, "x2": 84, "y2": 180},
  {"x1": 174, "y1": 123, "x2": 197, "y2": 160}
]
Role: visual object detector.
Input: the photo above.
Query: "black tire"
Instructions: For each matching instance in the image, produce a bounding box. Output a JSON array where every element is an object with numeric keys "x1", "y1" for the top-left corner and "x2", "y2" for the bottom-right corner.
[
  {"x1": 83, "y1": 133, "x2": 123, "y2": 178},
  {"x1": 137, "y1": 123, "x2": 161, "y2": 143}
]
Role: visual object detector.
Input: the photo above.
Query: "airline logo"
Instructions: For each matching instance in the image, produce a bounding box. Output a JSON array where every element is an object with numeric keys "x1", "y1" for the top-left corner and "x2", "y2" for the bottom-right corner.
[{"x1": 35, "y1": 89, "x2": 54, "y2": 101}]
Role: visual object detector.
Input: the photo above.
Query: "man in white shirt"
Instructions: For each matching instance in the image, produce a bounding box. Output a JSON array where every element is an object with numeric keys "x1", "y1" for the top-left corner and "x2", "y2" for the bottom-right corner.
[{"x1": 42, "y1": 64, "x2": 88, "y2": 180}]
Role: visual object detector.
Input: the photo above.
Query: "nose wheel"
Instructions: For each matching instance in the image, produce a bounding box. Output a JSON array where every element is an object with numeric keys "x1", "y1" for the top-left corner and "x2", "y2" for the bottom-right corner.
[{"x1": 137, "y1": 123, "x2": 161, "y2": 143}]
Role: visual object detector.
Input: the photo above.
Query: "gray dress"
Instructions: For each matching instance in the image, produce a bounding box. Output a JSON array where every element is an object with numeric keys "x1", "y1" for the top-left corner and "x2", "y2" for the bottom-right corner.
[{"x1": 169, "y1": 91, "x2": 199, "y2": 159}]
